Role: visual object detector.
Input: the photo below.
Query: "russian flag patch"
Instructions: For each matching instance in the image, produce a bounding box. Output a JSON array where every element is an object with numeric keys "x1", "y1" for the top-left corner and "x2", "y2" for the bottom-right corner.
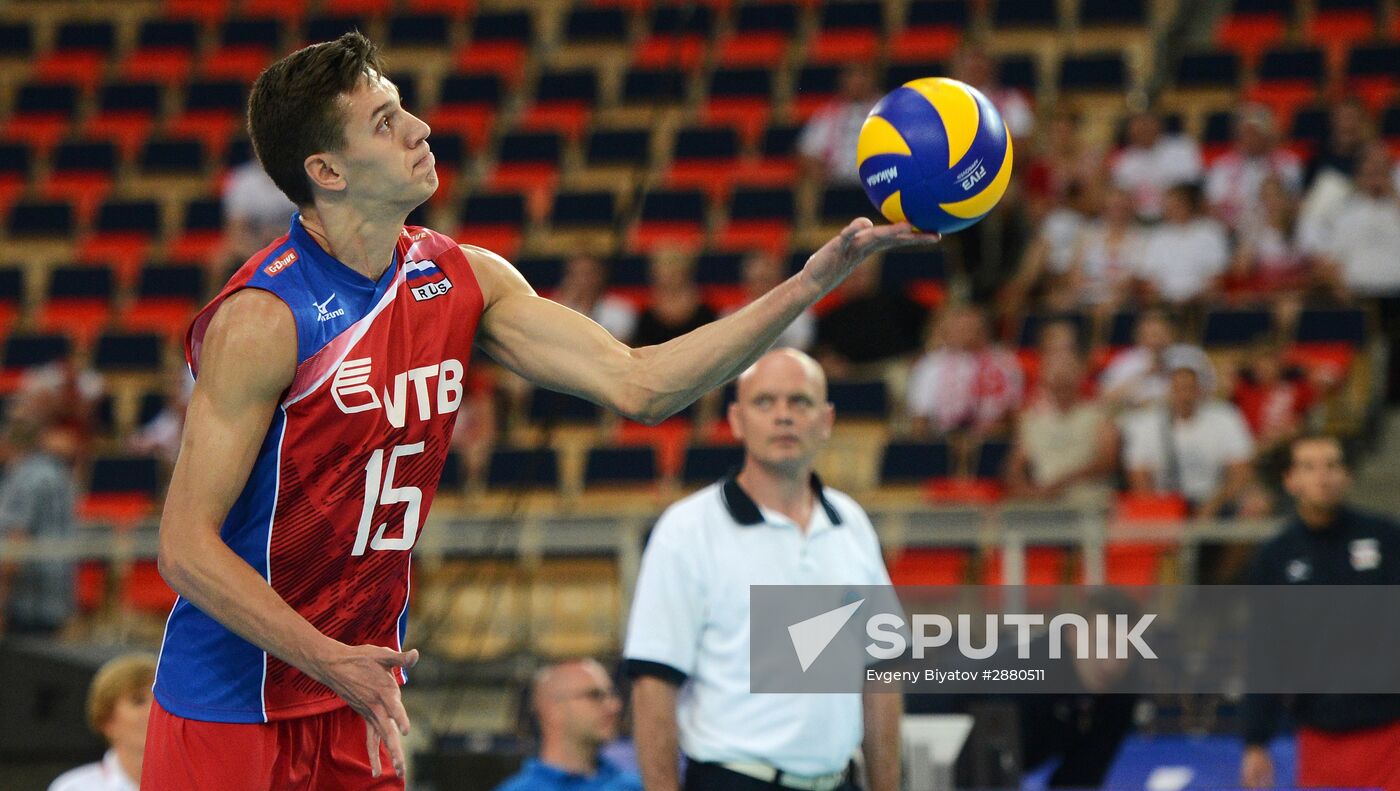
[{"x1": 405, "y1": 258, "x2": 453, "y2": 302}]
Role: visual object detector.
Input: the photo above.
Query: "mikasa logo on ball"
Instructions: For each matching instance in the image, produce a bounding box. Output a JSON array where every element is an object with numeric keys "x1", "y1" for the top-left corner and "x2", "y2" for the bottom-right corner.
[
  {"x1": 957, "y1": 159, "x2": 987, "y2": 192},
  {"x1": 866, "y1": 166, "x2": 899, "y2": 188}
]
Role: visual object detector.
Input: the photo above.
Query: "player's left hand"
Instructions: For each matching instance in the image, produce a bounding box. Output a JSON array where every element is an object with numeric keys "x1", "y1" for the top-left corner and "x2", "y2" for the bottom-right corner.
[{"x1": 800, "y1": 218, "x2": 941, "y2": 298}]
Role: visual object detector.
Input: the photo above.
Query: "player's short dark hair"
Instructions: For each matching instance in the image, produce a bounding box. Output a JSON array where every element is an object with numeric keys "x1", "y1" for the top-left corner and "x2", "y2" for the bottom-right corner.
[
  {"x1": 247, "y1": 31, "x2": 385, "y2": 207},
  {"x1": 1288, "y1": 432, "x2": 1347, "y2": 470}
]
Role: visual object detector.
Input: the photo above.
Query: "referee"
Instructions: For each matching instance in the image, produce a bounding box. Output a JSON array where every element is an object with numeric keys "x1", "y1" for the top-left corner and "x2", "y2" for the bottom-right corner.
[
  {"x1": 1240, "y1": 433, "x2": 1400, "y2": 790},
  {"x1": 623, "y1": 349, "x2": 900, "y2": 791}
]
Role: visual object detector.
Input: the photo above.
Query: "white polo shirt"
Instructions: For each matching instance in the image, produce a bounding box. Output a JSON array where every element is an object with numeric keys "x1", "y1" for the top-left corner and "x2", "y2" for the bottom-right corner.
[{"x1": 623, "y1": 474, "x2": 892, "y2": 777}]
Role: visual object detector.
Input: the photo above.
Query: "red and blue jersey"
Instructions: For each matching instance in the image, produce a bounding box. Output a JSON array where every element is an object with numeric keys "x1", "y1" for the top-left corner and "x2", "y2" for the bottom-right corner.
[{"x1": 154, "y1": 216, "x2": 484, "y2": 723}]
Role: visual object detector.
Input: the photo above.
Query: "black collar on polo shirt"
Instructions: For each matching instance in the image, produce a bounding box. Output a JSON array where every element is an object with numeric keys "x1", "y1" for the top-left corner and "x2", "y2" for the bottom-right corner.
[{"x1": 720, "y1": 470, "x2": 844, "y2": 527}]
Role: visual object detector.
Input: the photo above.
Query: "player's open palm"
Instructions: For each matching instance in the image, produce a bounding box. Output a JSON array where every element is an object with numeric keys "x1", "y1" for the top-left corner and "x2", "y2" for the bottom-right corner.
[
  {"x1": 802, "y1": 218, "x2": 941, "y2": 297},
  {"x1": 312, "y1": 643, "x2": 419, "y2": 778}
]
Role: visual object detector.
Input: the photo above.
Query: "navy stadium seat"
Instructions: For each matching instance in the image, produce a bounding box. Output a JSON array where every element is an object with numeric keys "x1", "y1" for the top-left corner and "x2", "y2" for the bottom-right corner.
[
  {"x1": 694, "y1": 252, "x2": 744, "y2": 285},
  {"x1": 497, "y1": 132, "x2": 562, "y2": 165},
  {"x1": 139, "y1": 139, "x2": 204, "y2": 173},
  {"x1": 515, "y1": 256, "x2": 565, "y2": 290},
  {"x1": 881, "y1": 441, "x2": 952, "y2": 484},
  {"x1": 587, "y1": 129, "x2": 652, "y2": 166},
  {"x1": 1258, "y1": 48, "x2": 1325, "y2": 82},
  {"x1": 15, "y1": 84, "x2": 79, "y2": 115},
  {"x1": 487, "y1": 447, "x2": 560, "y2": 489},
  {"x1": 638, "y1": 190, "x2": 706, "y2": 223},
  {"x1": 0, "y1": 143, "x2": 29, "y2": 181},
  {"x1": 536, "y1": 69, "x2": 600, "y2": 104},
  {"x1": 8, "y1": 201, "x2": 74, "y2": 237},
  {"x1": 137, "y1": 266, "x2": 204, "y2": 300},
  {"x1": 472, "y1": 11, "x2": 533, "y2": 43},
  {"x1": 887, "y1": 61, "x2": 949, "y2": 89},
  {"x1": 761, "y1": 125, "x2": 802, "y2": 157},
  {"x1": 55, "y1": 21, "x2": 116, "y2": 54},
  {"x1": 552, "y1": 191, "x2": 617, "y2": 227},
  {"x1": 96, "y1": 201, "x2": 161, "y2": 235},
  {"x1": 461, "y1": 192, "x2": 526, "y2": 225},
  {"x1": 729, "y1": 188, "x2": 795, "y2": 222},
  {"x1": 994, "y1": 0, "x2": 1057, "y2": 27},
  {"x1": 0, "y1": 23, "x2": 34, "y2": 57},
  {"x1": 828, "y1": 381, "x2": 889, "y2": 419},
  {"x1": 584, "y1": 446, "x2": 657, "y2": 487},
  {"x1": 439, "y1": 74, "x2": 504, "y2": 106},
  {"x1": 681, "y1": 445, "x2": 744, "y2": 485},
  {"x1": 388, "y1": 14, "x2": 450, "y2": 46},
  {"x1": 1348, "y1": 45, "x2": 1400, "y2": 79},
  {"x1": 221, "y1": 18, "x2": 282, "y2": 48},
  {"x1": 1202, "y1": 309, "x2": 1274, "y2": 346},
  {"x1": 89, "y1": 456, "x2": 160, "y2": 496},
  {"x1": 2, "y1": 334, "x2": 71, "y2": 369},
  {"x1": 304, "y1": 15, "x2": 366, "y2": 45},
  {"x1": 734, "y1": 4, "x2": 798, "y2": 34},
  {"x1": 709, "y1": 68, "x2": 772, "y2": 99},
  {"x1": 138, "y1": 20, "x2": 199, "y2": 49},
  {"x1": 529, "y1": 389, "x2": 600, "y2": 423},
  {"x1": 93, "y1": 332, "x2": 163, "y2": 372},
  {"x1": 609, "y1": 255, "x2": 649, "y2": 287},
  {"x1": 439, "y1": 451, "x2": 464, "y2": 490},
  {"x1": 1295, "y1": 309, "x2": 1367, "y2": 343},
  {"x1": 1175, "y1": 52, "x2": 1241, "y2": 89},
  {"x1": 1017, "y1": 312, "x2": 1089, "y2": 348},
  {"x1": 974, "y1": 440, "x2": 1011, "y2": 479},
  {"x1": 672, "y1": 126, "x2": 740, "y2": 160},
  {"x1": 1107, "y1": 312, "x2": 1139, "y2": 347},
  {"x1": 907, "y1": 0, "x2": 968, "y2": 27},
  {"x1": 564, "y1": 8, "x2": 629, "y2": 43},
  {"x1": 98, "y1": 83, "x2": 163, "y2": 115},
  {"x1": 54, "y1": 142, "x2": 118, "y2": 173},
  {"x1": 820, "y1": 187, "x2": 871, "y2": 223},
  {"x1": 998, "y1": 56, "x2": 1038, "y2": 91},
  {"x1": 881, "y1": 249, "x2": 947, "y2": 289},
  {"x1": 623, "y1": 68, "x2": 687, "y2": 104},
  {"x1": 48, "y1": 266, "x2": 114, "y2": 300},
  {"x1": 652, "y1": 5, "x2": 713, "y2": 36},
  {"x1": 1080, "y1": 0, "x2": 1146, "y2": 25},
  {"x1": 1059, "y1": 54, "x2": 1126, "y2": 91}
]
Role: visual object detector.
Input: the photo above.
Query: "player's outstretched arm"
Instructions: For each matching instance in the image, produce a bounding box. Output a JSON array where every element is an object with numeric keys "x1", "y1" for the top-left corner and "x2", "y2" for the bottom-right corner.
[
  {"x1": 158, "y1": 289, "x2": 416, "y2": 777},
  {"x1": 469, "y1": 218, "x2": 937, "y2": 424}
]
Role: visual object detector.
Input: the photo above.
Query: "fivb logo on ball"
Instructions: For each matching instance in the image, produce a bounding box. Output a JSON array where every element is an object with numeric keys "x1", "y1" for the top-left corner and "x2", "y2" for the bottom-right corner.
[{"x1": 856, "y1": 77, "x2": 1013, "y2": 235}]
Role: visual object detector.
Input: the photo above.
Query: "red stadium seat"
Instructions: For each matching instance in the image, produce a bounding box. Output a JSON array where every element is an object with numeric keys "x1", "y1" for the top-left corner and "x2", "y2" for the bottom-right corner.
[
  {"x1": 75, "y1": 561, "x2": 109, "y2": 613},
  {"x1": 633, "y1": 35, "x2": 706, "y2": 70},
  {"x1": 121, "y1": 560, "x2": 178, "y2": 614},
  {"x1": 615, "y1": 418, "x2": 691, "y2": 479},
  {"x1": 1215, "y1": 13, "x2": 1288, "y2": 67},
  {"x1": 165, "y1": 0, "x2": 230, "y2": 24},
  {"x1": 889, "y1": 548, "x2": 971, "y2": 586},
  {"x1": 981, "y1": 547, "x2": 1068, "y2": 586}
]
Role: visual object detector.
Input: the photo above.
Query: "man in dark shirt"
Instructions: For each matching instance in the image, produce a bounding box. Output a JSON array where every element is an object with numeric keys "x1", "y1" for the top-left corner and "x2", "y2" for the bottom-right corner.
[
  {"x1": 814, "y1": 259, "x2": 928, "y2": 379},
  {"x1": 1240, "y1": 433, "x2": 1400, "y2": 790}
]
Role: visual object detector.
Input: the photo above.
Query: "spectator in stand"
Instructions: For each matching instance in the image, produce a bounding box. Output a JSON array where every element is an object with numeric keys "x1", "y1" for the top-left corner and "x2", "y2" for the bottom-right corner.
[
  {"x1": 1099, "y1": 309, "x2": 1212, "y2": 410},
  {"x1": 722, "y1": 252, "x2": 814, "y2": 351},
  {"x1": 554, "y1": 255, "x2": 638, "y2": 344},
  {"x1": 449, "y1": 361, "x2": 499, "y2": 482},
  {"x1": 631, "y1": 252, "x2": 716, "y2": 348},
  {"x1": 1006, "y1": 350, "x2": 1118, "y2": 507},
  {"x1": 1025, "y1": 110, "x2": 1106, "y2": 221},
  {"x1": 907, "y1": 304, "x2": 1023, "y2": 438},
  {"x1": 1002, "y1": 180, "x2": 1091, "y2": 315},
  {"x1": 494, "y1": 659, "x2": 641, "y2": 791},
  {"x1": 1066, "y1": 185, "x2": 1143, "y2": 321},
  {"x1": 126, "y1": 366, "x2": 195, "y2": 466},
  {"x1": 222, "y1": 157, "x2": 297, "y2": 268},
  {"x1": 1205, "y1": 104, "x2": 1304, "y2": 232},
  {"x1": 1229, "y1": 343, "x2": 1316, "y2": 457},
  {"x1": 48, "y1": 653, "x2": 157, "y2": 791},
  {"x1": 11, "y1": 356, "x2": 104, "y2": 465},
  {"x1": 814, "y1": 259, "x2": 928, "y2": 380},
  {"x1": 1304, "y1": 96, "x2": 1373, "y2": 187},
  {"x1": 1134, "y1": 183, "x2": 1230, "y2": 307},
  {"x1": 1228, "y1": 175, "x2": 1311, "y2": 305},
  {"x1": 798, "y1": 63, "x2": 881, "y2": 186},
  {"x1": 1121, "y1": 363, "x2": 1262, "y2": 521},
  {"x1": 1298, "y1": 99, "x2": 1375, "y2": 249},
  {"x1": 1317, "y1": 145, "x2": 1400, "y2": 401},
  {"x1": 0, "y1": 418, "x2": 77, "y2": 638},
  {"x1": 951, "y1": 43, "x2": 1035, "y2": 141},
  {"x1": 1110, "y1": 109, "x2": 1203, "y2": 221}
]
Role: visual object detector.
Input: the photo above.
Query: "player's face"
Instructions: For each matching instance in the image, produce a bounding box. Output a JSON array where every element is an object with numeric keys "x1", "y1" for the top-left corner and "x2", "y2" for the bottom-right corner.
[
  {"x1": 102, "y1": 686, "x2": 152, "y2": 754},
  {"x1": 729, "y1": 355, "x2": 833, "y2": 475},
  {"x1": 332, "y1": 72, "x2": 437, "y2": 211},
  {"x1": 1285, "y1": 439, "x2": 1350, "y2": 511}
]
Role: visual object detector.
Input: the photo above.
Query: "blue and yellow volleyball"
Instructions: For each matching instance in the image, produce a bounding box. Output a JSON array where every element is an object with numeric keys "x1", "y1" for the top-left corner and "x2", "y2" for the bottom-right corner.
[{"x1": 856, "y1": 77, "x2": 1014, "y2": 234}]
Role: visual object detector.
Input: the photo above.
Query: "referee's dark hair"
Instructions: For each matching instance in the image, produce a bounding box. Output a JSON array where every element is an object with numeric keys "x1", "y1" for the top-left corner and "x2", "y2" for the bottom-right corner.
[{"x1": 1286, "y1": 432, "x2": 1347, "y2": 470}]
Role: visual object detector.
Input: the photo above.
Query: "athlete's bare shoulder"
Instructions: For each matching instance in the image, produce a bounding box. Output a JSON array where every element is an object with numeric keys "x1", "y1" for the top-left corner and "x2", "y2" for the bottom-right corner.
[
  {"x1": 457, "y1": 243, "x2": 534, "y2": 308},
  {"x1": 199, "y1": 288, "x2": 298, "y2": 402}
]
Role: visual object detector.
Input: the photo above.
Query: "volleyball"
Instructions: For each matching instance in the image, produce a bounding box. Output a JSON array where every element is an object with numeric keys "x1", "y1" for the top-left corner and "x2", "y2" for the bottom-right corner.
[{"x1": 856, "y1": 77, "x2": 1014, "y2": 234}]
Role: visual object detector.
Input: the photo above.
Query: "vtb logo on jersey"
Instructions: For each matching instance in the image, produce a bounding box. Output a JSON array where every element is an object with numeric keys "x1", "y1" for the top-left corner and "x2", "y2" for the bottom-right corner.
[
  {"x1": 405, "y1": 258, "x2": 453, "y2": 302},
  {"x1": 331, "y1": 356, "x2": 464, "y2": 428}
]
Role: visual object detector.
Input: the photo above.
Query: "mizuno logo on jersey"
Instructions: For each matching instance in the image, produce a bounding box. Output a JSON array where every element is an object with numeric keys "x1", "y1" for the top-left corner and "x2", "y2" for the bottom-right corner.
[
  {"x1": 331, "y1": 356, "x2": 464, "y2": 428},
  {"x1": 264, "y1": 249, "x2": 298, "y2": 276},
  {"x1": 405, "y1": 258, "x2": 453, "y2": 302},
  {"x1": 315, "y1": 293, "x2": 346, "y2": 322}
]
